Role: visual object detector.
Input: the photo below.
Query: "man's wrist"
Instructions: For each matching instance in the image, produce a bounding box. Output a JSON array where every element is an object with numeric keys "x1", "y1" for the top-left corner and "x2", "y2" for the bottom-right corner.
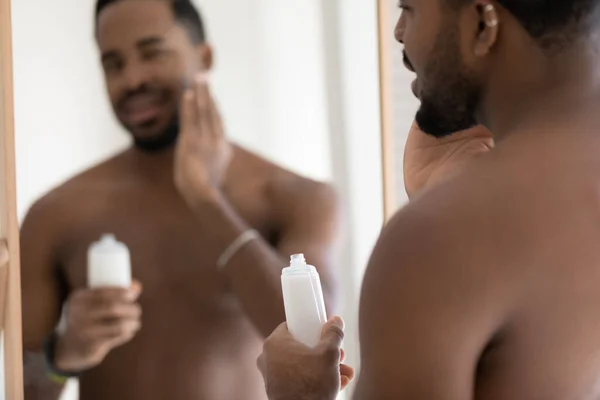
[{"x1": 44, "y1": 332, "x2": 83, "y2": 378}]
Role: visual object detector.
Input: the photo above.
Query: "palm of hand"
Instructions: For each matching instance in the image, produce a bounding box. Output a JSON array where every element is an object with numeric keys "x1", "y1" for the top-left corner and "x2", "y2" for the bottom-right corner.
[
  {"x1": 174, "y1": 76, "x2": 232, "y2": 205},
  {"x1": 403, "y1": 122, "x2": 494, "y2": 197}
]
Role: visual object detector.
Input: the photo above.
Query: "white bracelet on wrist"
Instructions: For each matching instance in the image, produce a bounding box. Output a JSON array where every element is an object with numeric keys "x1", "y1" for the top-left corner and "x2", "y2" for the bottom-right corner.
[{"x1": 217, "y1": 229, "x2": 260, "y2": 270}]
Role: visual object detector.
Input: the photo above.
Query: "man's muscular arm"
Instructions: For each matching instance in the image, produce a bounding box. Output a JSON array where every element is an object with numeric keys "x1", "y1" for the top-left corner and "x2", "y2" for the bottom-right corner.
[
  {"x1": 21, "y1": 198, "x2": 66, "y2": 399},
  {"x1": 352, "y1": 203, "x2": 506, "y2": 399},
  {"x1": 186, "y1": 177, "x2": 341, "y2": 338},
  {"x1": 175, "y1": 76, "x2": 341, "y2": 337}
]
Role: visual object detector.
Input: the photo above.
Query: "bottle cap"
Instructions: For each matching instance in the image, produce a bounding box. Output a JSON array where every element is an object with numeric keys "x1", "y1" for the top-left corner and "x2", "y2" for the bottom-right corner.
[
  {"x1": 91, "y1": 234, "x2": 129, "y2": 254},
  {"x1": 282, "y1": 253, "x2": 316, "y2": 275},
  {"x1": 290, "y1": 253, "x2": 307, "y2": 267}
]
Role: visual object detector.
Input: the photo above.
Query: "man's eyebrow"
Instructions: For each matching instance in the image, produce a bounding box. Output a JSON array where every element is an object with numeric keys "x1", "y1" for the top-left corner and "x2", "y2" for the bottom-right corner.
[{"x1": 137, "y1": 36, "x2": 165, "y2": 48}]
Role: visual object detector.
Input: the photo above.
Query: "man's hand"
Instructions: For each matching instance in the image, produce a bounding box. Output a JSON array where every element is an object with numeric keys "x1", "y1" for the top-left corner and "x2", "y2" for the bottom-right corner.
[
  {"x1": 54, "y1": 281, "x2": 142, "y2": 372},
  {"x1": 404, "y1": 121, "x2": 494, "y2": 198},
  {"x1": 174, "y1": 74, "x2": 232, "y2": 207},
  {"x1": 258, "y1": 317, "x2": 355, "y2": 400}
]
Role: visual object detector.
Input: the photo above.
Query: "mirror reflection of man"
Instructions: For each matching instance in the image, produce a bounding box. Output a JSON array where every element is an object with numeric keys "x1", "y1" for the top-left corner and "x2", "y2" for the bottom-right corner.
[
  {"x1": 20, "y1": 1, "x2": 341, "y2": 399},
  {"x1": 259, "y1": 0, "x2": 600, "y2": 399}
]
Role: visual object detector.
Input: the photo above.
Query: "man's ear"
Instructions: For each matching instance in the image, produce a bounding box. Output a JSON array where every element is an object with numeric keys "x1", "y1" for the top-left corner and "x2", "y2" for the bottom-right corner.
[
  {"x1": 198, "y1": 43, "x2": 214, "y2": 71},
  {"x1": 473, "y1": 2, "x2": 500, "y2": 57}
]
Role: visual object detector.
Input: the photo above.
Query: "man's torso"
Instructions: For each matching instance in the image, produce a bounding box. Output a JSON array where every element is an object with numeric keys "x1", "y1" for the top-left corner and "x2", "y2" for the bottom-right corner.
[{"x1": 52, "y1": 148, "x2": 283, "y2": 400}]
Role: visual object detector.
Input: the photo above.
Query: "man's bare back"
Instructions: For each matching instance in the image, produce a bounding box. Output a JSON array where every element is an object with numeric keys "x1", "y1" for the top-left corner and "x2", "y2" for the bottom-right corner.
[
  {"x1": 21, "y1": 145, "x2": 338, "y2": 400},
  {"x1": 354, "y1": 109, "x2": 600, "y2": 399}
]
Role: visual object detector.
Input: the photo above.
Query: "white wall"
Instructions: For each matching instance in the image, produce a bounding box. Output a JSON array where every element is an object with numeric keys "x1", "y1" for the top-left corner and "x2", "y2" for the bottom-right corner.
[
  {"x1": 12, "y1": 0, "x2": 334, "y2": 222},
  {"x1": 12, "y1": 0, "x2": 128, "y2": 222},
  {"x1": 8, "y1": 0, "x2": 384, "y2": 399}
]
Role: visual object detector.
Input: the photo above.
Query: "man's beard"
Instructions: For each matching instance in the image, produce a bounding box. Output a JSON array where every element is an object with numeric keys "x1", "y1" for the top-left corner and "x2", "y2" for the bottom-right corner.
[
  {"x1": 415, "y1": 23, "x2": 480, "y2": 138},
  {"x1": 116, "y1": 82, "x2": 182, "y2": 152},
  {"x1": 132, "y1": 116, "x2": 180, "y2": 152}
]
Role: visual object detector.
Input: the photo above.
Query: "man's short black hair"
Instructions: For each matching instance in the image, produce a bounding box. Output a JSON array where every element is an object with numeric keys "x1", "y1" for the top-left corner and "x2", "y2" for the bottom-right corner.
[
  {"x1": 450, "y1": 0, "x2": 598, "y2": 50},
  {"x1": 95, "y1": 0, "x2": 207, "y2": 44}
]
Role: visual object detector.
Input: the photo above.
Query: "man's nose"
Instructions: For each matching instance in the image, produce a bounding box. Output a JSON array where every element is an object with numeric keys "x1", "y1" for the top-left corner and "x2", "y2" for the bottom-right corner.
[
  {"x1": 122, "y1": 62, "x2": 148, "y2": 91},
  {"x1": 394, "y1": 16, "x2": 405, "y2": 44}
]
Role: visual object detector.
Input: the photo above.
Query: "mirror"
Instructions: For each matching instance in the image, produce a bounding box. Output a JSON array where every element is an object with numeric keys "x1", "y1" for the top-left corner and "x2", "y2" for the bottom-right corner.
[{"x1": 9, "y1": 0, "x2": 385, "y2": 399}]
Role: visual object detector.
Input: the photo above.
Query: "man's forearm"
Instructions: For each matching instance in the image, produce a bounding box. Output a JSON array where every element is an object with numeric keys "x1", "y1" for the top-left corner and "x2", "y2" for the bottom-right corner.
[
  {"x1": 190, "y1": 196, "x2": 286, "y2": 337},
  {"x1": 24, "y1": 352, "x2": 65, "y2": 400}
]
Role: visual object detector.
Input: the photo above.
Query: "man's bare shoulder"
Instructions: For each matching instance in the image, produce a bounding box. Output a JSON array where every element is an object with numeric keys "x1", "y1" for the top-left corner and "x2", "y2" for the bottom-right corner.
[
  {"x1": 364, "y1": 156, "x2": 529, "y2": 316},
  {"x1": 23, "y1": 151, "x2": 129, "y2": 224},
  {"x1": 355, "y1": 161, "x2": 528, "y2": 399},
  {"x1": 230, "y1": 145, "x2": 339, "y2": 214}
]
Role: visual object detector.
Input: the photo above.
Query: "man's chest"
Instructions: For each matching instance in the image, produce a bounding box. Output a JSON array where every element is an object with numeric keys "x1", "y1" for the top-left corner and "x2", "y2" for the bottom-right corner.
[{"x1": 59, "y1": 188, "x2": 277, "y2": 302}]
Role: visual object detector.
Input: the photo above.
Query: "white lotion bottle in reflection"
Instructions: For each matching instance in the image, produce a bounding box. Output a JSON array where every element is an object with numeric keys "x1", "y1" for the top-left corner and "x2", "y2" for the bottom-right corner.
[
  {"x1": 87, "y1": 234, "x2": 132, "y2": 288},
  {"x1": 281, "y1": 254, "x2": 327, "y2": 347}
]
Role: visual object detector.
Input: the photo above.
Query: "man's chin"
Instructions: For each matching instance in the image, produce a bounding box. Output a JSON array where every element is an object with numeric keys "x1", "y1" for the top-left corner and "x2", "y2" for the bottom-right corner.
[
  {"x1": 128, "y1": 126, "x2": 180, "y2": 152},
  {"x1": 121, "y1": 116, "x2": 180, "y2": 152},
  {"x1": 415, "y1": 106, "x2": 476, "y2": 139}
]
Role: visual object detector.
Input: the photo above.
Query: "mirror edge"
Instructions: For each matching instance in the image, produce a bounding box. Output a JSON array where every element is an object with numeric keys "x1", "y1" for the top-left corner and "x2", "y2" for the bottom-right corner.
[
  {"x1": 0, "y1": 0, "x2": 25, "y2": 397},
  {"x1": 377, "y1": 0, "x2": 398, "y2": 222}
]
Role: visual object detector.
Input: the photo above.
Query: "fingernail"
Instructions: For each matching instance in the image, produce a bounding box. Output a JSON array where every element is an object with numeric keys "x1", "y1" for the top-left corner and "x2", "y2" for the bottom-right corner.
[
  {"x1": 127, "y1": 282, "x2": 142, "y2": 300},
  {"x1": 330, "y1": 316, "x2": 345, "y2": 331}
]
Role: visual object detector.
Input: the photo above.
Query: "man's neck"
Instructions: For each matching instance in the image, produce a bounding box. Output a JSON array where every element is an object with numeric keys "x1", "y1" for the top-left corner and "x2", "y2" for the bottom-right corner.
[
  {"x1": 123, "y1": 145, "x2": 176, "y2": 185},
  {"x1": 480, "y1": 42, "x2": 600, "y2": 140}
]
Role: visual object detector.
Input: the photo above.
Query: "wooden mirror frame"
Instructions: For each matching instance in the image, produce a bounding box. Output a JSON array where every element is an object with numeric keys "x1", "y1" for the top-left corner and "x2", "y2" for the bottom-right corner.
[
  {"x1": 0, "y1": 0, "x2": 24, "y2": 398},
  {"x1": 377, "y1": 0, "x2": 398, "y2": 222}
]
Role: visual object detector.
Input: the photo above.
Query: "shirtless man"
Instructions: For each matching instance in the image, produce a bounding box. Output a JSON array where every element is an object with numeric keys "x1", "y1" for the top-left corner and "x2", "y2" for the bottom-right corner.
[
  {"x1": 258, "y1": 0, "x2": 600, "y2": 399},
  {"x1": 21, "y1": 0, "x2": 341, "y2": 399}
]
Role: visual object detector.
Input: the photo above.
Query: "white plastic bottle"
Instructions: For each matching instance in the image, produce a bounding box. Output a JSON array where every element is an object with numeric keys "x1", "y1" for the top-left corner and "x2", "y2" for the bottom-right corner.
[
  {"x1": 87, "y1": 234, "x2": 132, "y2": 288},
  {"x1": 281, "y1": 254, "x2": 327, "y2": 347}
]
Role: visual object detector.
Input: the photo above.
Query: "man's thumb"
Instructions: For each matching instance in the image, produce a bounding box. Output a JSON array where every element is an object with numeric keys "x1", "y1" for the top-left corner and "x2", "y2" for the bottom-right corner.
[{"x1": 320, "y1": 317, "x2": 345, "y2": 349}]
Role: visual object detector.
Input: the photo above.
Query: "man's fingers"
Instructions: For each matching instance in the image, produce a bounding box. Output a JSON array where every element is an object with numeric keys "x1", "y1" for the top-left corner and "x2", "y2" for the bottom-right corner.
[
  {"x1": 320, "y1": 317, "x2": 345, "y2": 346},
  {"x1": 316, "y1": 317, "x2": 345, "y2": 362},
  {"x1": 128, "y1": 280, "x2": 143, "y2": 301},
  {"x1": 0, "y1": 239, "x2": 9, "y2": 266},
  {"x1": 72, "y1": 288, "x2": 130, "y2": 308},
  {"x1": 340, "y1": 363, "x2": 355, "y2": 380},
  {"x1": 93, "y1": 318, "x2": 142, "y2": 340},
  {"x1": 180, "y1": 89, "x2": 197, "y2": 135},
  {"x1": 207, "y1": 89, "x2": 225, "y2": 140},
  {"x1": 87, "y1": 302, "x2": 142, "y2": 322},
  {"x1": 74, "y1": 281, "x2": 142, "y2": 305},
  {"x1": 195, "y1": 74, "x2": 213, "y2": 133},
  {"x1": 340, "y1": 363, "x2": 355, "y2": 390},
  {"x1": 340, "y1": 375, "x2": 351, "y2": 391},
  {"x1": 195, "y1": 73, "x2": 225, "y2": 143}
]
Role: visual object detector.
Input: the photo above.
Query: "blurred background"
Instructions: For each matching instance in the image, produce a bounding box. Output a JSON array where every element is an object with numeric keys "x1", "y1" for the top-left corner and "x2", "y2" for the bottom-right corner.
[{"x1": 3, "y1": 0, "x2": 418, "y2": 398}]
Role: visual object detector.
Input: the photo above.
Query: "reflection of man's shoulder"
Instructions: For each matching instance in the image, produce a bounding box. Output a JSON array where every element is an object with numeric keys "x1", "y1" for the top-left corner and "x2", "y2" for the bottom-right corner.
[
  {"x1": 232, "y1": 144, "x2": 336, "y2": 207},
  {"x1": 33, "y1": 152, "x2": 128, "y2": 216}
]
